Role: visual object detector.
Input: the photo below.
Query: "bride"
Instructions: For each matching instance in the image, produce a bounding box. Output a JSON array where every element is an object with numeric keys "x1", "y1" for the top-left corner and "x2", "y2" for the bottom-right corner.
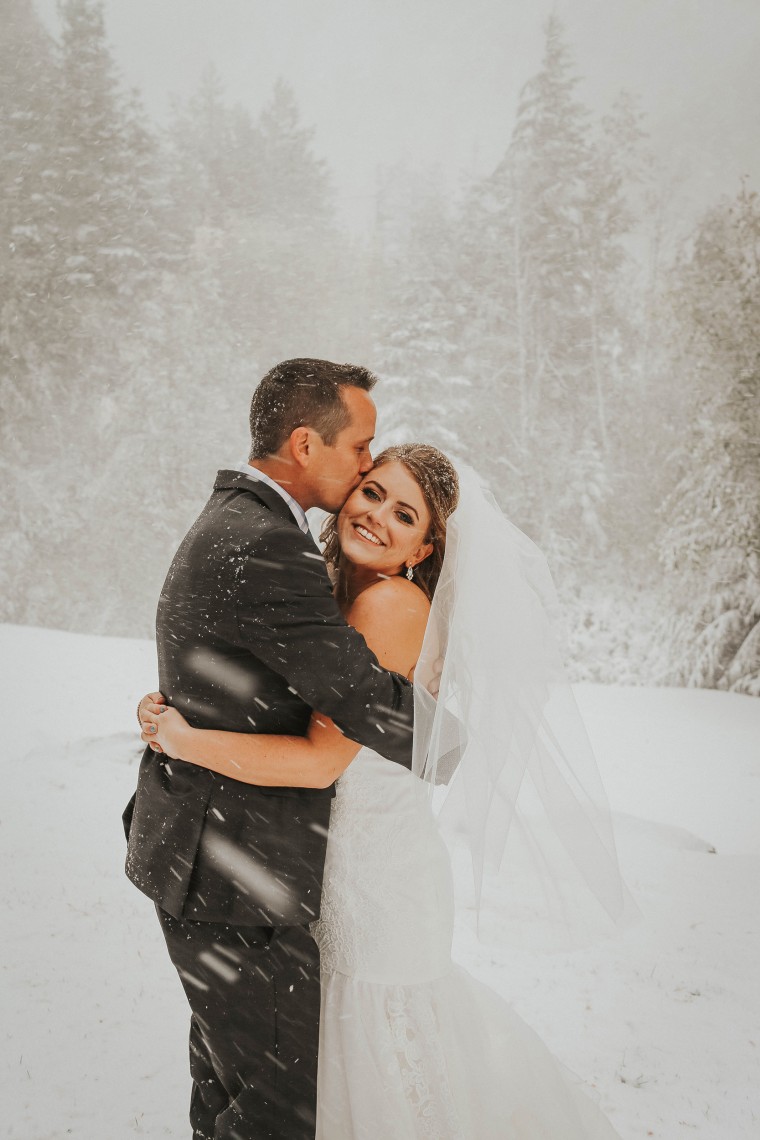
[{"x1": 140, "y1": 443, "x2": 627, "y2": 1139}]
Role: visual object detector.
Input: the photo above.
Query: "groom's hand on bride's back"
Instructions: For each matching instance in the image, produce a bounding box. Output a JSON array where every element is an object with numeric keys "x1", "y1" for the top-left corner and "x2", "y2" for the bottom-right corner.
[
  {"x1": 427, "y1": 658, "x2": 445, "y2": 699},
  {"x1": 137, "y1": 691, "x2": 166, "y2": 752}
]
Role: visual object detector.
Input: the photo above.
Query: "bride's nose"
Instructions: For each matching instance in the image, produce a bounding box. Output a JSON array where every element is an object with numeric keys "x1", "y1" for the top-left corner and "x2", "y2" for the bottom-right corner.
[{"x1": 364, "y1": 503, "x2": 384, "y2": 529}]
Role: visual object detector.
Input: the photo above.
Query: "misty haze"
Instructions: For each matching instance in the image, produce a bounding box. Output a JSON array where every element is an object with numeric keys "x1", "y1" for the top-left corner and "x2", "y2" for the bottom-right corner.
[
  {"x1": 2, "y1": 1, "x2": 759, "y2": 1138},
  {"x1": 3, "y1": 0, "x2": 758, "y2": 691}
]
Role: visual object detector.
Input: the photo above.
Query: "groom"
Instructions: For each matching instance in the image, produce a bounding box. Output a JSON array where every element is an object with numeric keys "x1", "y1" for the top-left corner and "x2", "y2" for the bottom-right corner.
[{"x1": 124, "y1": 359, "x2": 415, "y2": 1140}]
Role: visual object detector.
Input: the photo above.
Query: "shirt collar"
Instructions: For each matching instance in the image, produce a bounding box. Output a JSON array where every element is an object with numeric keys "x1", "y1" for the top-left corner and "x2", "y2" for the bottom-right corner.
[{"x1": 231, "y1": 461, "x2": 310, "y2": 535}]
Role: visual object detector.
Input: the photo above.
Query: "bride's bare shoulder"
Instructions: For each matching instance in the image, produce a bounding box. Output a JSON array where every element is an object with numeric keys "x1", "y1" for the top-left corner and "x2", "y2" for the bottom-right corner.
[
  {"x1": 348, "y1": 577, "x2": 430, "y2": 623},
  {"x1": 345, "y1": 578, "x2": 430, "y2": 674}
]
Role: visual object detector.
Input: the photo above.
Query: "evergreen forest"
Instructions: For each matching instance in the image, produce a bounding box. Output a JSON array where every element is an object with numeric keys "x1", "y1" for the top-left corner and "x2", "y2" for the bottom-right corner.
[{"x1": 2, "y1": 0, "x2": 758, "y2": 694}]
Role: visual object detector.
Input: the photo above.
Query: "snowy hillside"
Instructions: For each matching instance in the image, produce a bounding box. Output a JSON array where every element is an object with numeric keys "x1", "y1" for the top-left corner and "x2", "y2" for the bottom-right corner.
[{"x1": 2, "y1": 624, "x2": 758, "y2": 1139}]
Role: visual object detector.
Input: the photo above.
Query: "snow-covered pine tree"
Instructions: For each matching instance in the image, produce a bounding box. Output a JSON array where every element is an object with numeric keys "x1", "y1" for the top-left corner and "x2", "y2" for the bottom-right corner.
[
  {"x1": 51, "y1": 0, "x2": 166, "y2": 303},
  {"x1": 167, "y1": 73, "x2": 346, "y2": 366},
  {"x1": 581, "y1": 91, "x2": 646, "y2": 457},
  {"x1": 256, "y1": 78, "x2": 331, "y2": 225},
  {"x1": 0, "y1": 0, "x2": 190, "y2": 633},
  {"x1": 451, "y1": 17, "x2": 658, "y2": 682},
  {"x1": 166, "y1": 65, "x2": 246, "y2": 232},
  {"x1": 230, "y1": 78, "x2": 344, "y2": 365},
  {"x1": 371, "y1": 186, "x2": 470, "y2": 456},
  {"x1": 460, "y1": 16, "x2": 625, "y2": 560},
  {"x1": 659, "y1": 181, "x2": 760, "y2": 694},
  {"x1": 0, "y1": 0, "x2": 59, "y2": 354},
  {"x1": 0, "y1": 0, "x2": 61, "y2": 618}
]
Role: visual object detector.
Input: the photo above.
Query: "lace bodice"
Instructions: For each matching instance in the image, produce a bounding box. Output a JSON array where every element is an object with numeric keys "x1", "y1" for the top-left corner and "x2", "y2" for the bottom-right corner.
[
  {"x1": 313, "y1": 746, "x2": 623, "y2": 1140},
  {"x1": 312, "y1": 746, "x2": 454, "y2": 984}
]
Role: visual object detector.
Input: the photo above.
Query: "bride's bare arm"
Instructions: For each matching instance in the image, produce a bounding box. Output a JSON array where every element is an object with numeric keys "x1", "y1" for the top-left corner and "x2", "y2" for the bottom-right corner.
[
  {"x1": 141, "y1": 578, "x2": 430, "y2": 788},
  {"x1": 143, "y1": 705, "x2": 360, "y2": 789}
]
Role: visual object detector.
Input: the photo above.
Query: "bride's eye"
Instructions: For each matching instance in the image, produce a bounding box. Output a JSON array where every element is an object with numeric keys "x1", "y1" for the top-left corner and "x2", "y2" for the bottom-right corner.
[
  {"x1": 362, "y1": 487, "x2": 381, "y2": 501},
  {"x1": 397, "y1": 511, "x2": 413, "y2": 525}
]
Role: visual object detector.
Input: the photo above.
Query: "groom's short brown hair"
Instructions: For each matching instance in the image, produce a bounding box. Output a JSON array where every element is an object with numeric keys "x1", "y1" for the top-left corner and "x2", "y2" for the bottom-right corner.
[{"x1": 249, "y1": 358, "x2": 377, "y2": 459}]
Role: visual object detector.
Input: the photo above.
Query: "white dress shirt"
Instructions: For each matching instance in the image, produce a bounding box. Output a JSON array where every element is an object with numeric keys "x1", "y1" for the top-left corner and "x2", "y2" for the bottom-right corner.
[{"x1": 231, "y1": 461, "x2": 310, "y2": 535}]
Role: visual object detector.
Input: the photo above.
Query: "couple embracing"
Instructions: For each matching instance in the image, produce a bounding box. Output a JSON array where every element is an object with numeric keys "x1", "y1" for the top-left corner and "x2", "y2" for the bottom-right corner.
[{"x1": 124, "y1": 358, "x2": 627, "y2": 1139}]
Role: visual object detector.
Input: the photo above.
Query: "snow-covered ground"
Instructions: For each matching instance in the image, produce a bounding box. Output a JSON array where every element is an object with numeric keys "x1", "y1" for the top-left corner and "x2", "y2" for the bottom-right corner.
[{"x1": 2, "y1": 624, "x2": 759, "y2": 1139}]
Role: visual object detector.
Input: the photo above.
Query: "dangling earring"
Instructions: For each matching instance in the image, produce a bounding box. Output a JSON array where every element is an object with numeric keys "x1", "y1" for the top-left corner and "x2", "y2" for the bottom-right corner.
[{"x1": 406, "y1": 565, "x2": 414, "y2": 581}]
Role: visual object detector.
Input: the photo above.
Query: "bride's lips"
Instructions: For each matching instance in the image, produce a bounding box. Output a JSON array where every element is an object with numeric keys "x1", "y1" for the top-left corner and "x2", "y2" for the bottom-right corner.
[{"x1": 352, "y1": 523, "x2": 384, "y2": 547}]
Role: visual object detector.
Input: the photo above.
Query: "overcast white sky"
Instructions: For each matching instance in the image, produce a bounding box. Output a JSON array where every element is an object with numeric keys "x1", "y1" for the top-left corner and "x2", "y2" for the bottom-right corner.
[{"x1": 36, "y1": 0, "x2": 760, "y2": 230}]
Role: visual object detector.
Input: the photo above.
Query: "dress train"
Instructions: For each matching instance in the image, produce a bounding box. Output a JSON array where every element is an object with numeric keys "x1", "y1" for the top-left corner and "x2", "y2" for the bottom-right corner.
[{"x1": 312, "y1": 748, "x2": 621, "y2": 1139}]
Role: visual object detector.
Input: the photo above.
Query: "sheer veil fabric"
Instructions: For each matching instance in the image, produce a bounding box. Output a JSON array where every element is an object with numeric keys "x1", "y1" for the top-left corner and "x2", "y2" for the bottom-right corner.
[
  {"x1": 312, "y1": 464, "x2": 634, "y2": 1138},
  {"x1": 412, "y1": 464, "x2": 638, "y2": 939}
]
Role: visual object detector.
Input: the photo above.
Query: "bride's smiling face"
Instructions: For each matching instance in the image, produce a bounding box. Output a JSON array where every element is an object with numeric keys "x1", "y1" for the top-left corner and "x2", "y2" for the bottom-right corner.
[{"x1": 337, "y1": 460, "x2": 434, "y2": 576}]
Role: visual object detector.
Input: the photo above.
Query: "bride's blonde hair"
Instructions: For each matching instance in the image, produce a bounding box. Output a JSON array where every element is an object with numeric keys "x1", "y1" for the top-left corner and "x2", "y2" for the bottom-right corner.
[{"x1": 321, "y1": 443, "x2": 460, "y2": 602}]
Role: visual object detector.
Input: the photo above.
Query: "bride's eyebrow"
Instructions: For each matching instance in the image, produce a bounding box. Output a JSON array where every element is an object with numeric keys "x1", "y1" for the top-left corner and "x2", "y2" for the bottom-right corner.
[{"x1": 363, "y1": 478, "x2": 386, "y2": 495}]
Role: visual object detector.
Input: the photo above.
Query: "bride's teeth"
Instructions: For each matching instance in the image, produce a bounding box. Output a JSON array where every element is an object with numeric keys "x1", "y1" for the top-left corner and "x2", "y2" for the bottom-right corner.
[{"x1": 357, "y1": 525, "x2": 381, "y2": 545}]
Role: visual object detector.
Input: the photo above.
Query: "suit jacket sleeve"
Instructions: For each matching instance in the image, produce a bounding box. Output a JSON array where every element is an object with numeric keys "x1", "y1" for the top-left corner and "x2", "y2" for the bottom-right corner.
[{"x1": 235, "y1": 522, "x2": 414, "y2": 768}]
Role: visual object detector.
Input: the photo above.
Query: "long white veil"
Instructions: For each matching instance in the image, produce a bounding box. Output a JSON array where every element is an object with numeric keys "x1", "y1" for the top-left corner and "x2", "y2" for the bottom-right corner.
[{"x1": 412, "y1": 465, "x2": 637, "y2": 941}]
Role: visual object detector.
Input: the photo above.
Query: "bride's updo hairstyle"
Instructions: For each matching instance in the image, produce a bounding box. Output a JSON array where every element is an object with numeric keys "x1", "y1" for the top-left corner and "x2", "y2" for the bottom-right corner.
[{"x1": 322, "y1": 443, "x2": 460, "y2": 602}]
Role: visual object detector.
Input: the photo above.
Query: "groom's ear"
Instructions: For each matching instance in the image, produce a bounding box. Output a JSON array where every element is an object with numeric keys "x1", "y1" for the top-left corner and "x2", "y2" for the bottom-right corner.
[{"x1": 288, "y1": 426, "x2": 313, "y2": 469}]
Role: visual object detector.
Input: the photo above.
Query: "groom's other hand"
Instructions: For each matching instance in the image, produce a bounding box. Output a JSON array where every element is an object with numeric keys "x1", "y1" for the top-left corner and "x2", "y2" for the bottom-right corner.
[
  {"x1": 138, "y1": 691, "x2": 166, "y2": 752},
  {"x1": 427, "y1": 658, "x2": 445, "y2": 698}
]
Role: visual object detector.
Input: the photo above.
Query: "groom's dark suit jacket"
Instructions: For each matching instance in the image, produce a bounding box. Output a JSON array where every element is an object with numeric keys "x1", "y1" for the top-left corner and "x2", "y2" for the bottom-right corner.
[{"x1": 123, "y1": 469, "x2": 414, "y2": 927}]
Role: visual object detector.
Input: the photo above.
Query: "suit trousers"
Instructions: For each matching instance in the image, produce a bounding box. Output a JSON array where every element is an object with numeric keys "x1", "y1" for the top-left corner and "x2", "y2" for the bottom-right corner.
[{"x1": 156, "y1": 907, "x2": 321, "y2": 1140}]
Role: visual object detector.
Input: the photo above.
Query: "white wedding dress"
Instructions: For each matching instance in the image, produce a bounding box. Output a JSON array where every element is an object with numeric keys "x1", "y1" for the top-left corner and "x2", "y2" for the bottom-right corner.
[{"x1": 311, "y1": 745, "x2": 622, "y2": 1140}]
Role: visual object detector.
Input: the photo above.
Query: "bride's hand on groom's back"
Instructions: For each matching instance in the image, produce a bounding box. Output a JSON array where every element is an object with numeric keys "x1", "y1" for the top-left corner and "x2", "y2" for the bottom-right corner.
[
  {"x1": 140, "y1": 705, "x2": 191, "y2": 760},
  {"x1": 137, "y1": 690, "x2": 167, "y2": 753}
]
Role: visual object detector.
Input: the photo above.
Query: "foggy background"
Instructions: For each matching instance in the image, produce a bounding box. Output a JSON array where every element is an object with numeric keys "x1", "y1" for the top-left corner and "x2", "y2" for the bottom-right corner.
[{"x1": 2, "y1": 0, "x2": 759, "y2": 692}]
